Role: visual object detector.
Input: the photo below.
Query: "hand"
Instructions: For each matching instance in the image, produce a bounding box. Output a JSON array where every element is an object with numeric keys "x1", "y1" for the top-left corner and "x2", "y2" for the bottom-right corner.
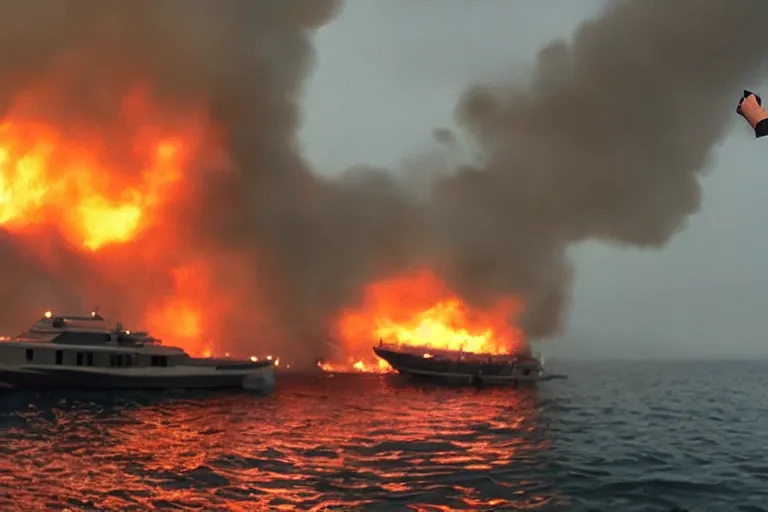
[{"x1": 737, "y1": 92, "x2": 767, "y2": 128}]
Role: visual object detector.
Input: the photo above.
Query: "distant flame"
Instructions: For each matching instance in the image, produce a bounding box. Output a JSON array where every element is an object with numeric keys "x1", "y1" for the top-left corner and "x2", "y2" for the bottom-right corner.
[{"x1": 324, "y1": 268, "x2": 526, "y2": 373}]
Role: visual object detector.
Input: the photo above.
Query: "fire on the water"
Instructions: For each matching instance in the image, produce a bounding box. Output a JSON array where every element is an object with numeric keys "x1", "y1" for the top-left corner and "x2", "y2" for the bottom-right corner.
[{"x1": 202, "y1": 349, "x2": 286, "y2": 369}]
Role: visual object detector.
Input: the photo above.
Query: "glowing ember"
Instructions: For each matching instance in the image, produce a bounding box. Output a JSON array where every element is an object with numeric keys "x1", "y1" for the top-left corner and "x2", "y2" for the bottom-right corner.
[{"x1": 325, "y1": 268, "x2": 527, "y2": 373}]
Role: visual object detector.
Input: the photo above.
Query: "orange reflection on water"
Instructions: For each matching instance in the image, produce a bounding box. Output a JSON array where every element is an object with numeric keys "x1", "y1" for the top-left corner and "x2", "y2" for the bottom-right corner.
[{"x1": 0, "y1": 375, "x2": 561, "y2": 510}]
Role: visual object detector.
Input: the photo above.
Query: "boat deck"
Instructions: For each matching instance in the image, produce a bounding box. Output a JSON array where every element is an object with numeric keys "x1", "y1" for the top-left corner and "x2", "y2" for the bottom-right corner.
[{"x1": 374, "y1": 342, "x2": 538, "y2": 364}]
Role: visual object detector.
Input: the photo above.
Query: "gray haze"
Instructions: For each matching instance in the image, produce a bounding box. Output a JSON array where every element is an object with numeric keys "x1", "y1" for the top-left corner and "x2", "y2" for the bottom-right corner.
[{"x1": 0, "y1": 0, "x2": 766, "y2": 362}]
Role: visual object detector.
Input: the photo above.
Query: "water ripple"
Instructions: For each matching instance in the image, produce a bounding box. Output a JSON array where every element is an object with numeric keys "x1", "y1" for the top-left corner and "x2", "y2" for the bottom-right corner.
[{"x1": 0, "y1": 361, "x2": 766, "y2": 510}]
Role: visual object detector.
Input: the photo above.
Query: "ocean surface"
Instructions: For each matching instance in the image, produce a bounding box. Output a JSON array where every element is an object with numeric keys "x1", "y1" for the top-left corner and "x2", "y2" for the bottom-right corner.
[{"x1": 0, "y1": 360, "x2": 766, "y2": 511}]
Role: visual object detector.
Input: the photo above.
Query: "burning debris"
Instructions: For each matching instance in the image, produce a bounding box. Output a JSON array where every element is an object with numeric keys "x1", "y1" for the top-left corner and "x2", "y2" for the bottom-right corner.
[{"x1": 0, "y1": 0, "x2": 765, "y2": 371}]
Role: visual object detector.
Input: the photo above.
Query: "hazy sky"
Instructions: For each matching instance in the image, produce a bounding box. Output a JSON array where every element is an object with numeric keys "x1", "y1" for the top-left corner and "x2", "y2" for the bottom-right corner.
[{"x1": 298, "y1": 0, "x2": 768, "y2": 359}]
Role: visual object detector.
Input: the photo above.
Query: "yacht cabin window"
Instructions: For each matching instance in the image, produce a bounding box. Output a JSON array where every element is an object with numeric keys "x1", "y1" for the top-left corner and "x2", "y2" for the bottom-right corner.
[{"x1": 108, "y1": 354, "x2": 137, "y2": 368}]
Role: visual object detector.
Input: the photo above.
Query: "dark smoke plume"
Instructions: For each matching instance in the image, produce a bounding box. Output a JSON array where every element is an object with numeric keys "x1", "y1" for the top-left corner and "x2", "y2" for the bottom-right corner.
[
  {"x1": 0, "y1": 0, "x2": 765, "y2": 365},
  {"x1": 258, "y1": 0, "x2": 768, "y2": 358}
]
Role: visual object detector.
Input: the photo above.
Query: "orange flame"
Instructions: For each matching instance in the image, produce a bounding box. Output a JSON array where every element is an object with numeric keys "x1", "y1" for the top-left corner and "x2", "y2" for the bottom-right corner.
[
  {"x1": 318, "y1": 358, "x2": 392, "y2": 374},
  {"x1": 144, "y1": 256, "x2": 254, "y2": 357},
  {"x1": 0, "y1": 83, "x2": 528, "y2": 366},
  {"x1": 0, "y1": 84, "x2": 240, "y2": 356},
  {"x1": 0, "y1": 88, "x2": 203, "y2": 251},
  {"x1": 326, "y1": 268, "x2": 526, "y2": 373}
]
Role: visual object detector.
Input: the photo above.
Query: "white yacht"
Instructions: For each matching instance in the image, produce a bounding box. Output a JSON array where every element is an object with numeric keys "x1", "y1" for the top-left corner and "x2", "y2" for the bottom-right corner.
[{"x1": 0, "y1": 310, "x2": 275, "y2": 393}]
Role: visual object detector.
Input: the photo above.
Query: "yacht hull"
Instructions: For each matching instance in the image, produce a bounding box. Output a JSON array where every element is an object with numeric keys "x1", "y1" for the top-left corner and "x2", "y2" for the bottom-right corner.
[{"x1": 0, "y1": 363, "x2": 275, "y2": 393}]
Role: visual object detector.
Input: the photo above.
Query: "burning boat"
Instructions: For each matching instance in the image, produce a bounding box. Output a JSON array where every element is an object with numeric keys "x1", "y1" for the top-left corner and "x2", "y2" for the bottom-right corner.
[
  {"x1": 0, "y1": 310, "x2": 275, "y2": 392},
  {"x1": 373, "y1": 340, "x2": 552, "y2": 386}
]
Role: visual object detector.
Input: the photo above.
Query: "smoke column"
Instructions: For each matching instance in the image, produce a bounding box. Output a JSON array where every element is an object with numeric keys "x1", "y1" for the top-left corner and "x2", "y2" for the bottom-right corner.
[
  {"x1": 430, "y1": 0, "x2": 768, "y2": 337},
  {"x1": 0, "y1": 0, "x2": 765, "y2": 364}
]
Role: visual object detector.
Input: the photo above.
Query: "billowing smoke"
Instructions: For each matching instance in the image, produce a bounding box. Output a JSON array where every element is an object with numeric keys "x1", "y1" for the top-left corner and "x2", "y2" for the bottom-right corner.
[
  {"x1": 0, "y1": 0, "x2": 765, "y2": 365},
  {"x1": 427, "y1": 0, "x2": 768, "y2": 337}
]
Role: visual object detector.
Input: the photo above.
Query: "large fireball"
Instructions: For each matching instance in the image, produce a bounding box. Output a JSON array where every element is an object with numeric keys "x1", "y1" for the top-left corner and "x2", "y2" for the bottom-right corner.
[{"x1": 0, "y1": 83, "x2": 235, "y2": 357}]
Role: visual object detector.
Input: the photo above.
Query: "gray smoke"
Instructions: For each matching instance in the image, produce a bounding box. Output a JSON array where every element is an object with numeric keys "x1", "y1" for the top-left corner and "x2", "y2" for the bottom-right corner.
[
  {"x1": 426, "y1": 0, "x2": 768, "y2": 337},
  {"x1": 0, "y1": 0, "x2": 765, "y2": 365}
]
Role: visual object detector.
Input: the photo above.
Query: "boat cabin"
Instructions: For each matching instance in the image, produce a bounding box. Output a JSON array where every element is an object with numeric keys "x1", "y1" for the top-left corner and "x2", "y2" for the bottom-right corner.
[{"x1": 0, "y1": 312, "x2": 189, "y2": 370}]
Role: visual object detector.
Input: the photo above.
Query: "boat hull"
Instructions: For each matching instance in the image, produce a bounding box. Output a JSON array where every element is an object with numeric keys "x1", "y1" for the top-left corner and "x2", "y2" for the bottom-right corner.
[
  {"x1": 0, "y1": 362, "x2": 276, "y2": 393},
  {"x1": 397, "y1": 368, "x2": 543, "y2": 386},
  {"x1": 374, "y1": 346, "x2": 547, "y2": 387}
]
